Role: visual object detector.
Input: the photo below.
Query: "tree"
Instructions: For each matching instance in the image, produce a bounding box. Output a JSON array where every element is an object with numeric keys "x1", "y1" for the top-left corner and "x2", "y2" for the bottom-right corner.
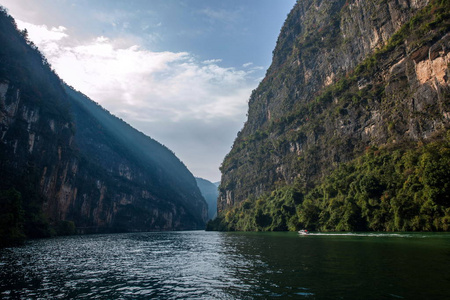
[{"x1": 0, "y1": 188, "x2": 25, "y2": 247}]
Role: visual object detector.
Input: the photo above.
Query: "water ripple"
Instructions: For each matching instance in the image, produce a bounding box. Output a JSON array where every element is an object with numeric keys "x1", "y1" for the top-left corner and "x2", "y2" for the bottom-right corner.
[
  {"x1": 1, "y1": 231, "x2": 449, "y2": 299},
  {"x1": 0, "y1": 232, "x2": 259, "y2": 299}
]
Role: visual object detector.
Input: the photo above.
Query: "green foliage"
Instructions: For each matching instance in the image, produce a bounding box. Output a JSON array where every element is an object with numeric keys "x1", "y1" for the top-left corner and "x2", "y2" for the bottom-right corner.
[
  {"x1": 213, "y1": 135, "x2": 450, "y2": 232},
  {"x1": 0, "y1": 188, "x2": 25, "y2": 247},
  {"x1": 24, "y1": 212, "x2": 54, "y2": 238},
  {"x1": 0, "y1": 186, "x2": 77, "y2": 245},
  {"x1": 55, "y1": 220, "x2": 76, "y2": 236},
  {"x1": 298, "y1": 137, "x2": 450, "y2": 232},
  {"x1": 210, "y1": 186, "x2": 303, "y2": 232}
]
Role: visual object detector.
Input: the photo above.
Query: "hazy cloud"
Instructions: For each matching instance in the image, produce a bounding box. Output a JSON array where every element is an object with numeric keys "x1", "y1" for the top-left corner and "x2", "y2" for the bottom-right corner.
[
  {"x1": 199, "y1": 7, "x2": 241, "y2": 24},
  {"x1": 93, "y1": 10, "x2": 136, "y2": 27}
]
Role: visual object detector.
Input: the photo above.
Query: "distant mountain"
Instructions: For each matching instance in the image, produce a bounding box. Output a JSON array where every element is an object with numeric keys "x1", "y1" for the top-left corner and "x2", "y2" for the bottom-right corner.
[
  {"x1": 196, "y1": 178, "x2": 218, "y2": 220},
  {"x1": 0, "y1": 7, "x2": 207, "y2": 246},
  {"x1": 212, "y1": 0, "x2": 450, "y2": 232}
]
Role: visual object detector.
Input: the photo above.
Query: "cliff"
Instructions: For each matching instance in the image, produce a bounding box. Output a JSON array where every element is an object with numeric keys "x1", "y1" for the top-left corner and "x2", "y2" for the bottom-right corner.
[
  {"x1": 196, "y1": 177, "x2": 219, "y2": 220},
  {"x1": 0, "y1": 8, "x2": 207, "y2": 245},
  {"x1": 214, "y1": 0, "x2": 450, "y2": 231}
]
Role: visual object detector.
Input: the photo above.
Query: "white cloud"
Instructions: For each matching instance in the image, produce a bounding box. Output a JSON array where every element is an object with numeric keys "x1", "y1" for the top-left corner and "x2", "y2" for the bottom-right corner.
[
  {"x1": 203, "y1": 59, "x2": 222, "y2": 64},
  {"x1": 16, "y1": 19, "x2": 258, "y2": 181},
  {"x1": 243, "y1": 62, "x2": 253, "y2": 68},
  {"x1": 16, "y1": 20, "x2": 67, "y2": 44}
]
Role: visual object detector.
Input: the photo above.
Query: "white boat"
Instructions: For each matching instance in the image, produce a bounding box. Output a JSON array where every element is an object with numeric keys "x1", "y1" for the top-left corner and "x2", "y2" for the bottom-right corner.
[{"x1": 298, "y1": 229, "x2": 309, "y2": 235}]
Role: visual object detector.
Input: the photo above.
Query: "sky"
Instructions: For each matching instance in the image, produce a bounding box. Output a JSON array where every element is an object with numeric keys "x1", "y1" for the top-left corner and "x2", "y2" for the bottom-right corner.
[{"x1": 1, "y1": 0, "x2": 296, "y2": 182}]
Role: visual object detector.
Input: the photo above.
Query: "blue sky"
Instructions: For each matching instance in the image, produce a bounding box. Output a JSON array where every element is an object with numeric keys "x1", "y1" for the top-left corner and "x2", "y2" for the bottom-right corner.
[{"x1": 2, "y1": 0, "x2": 296, "y2": 182}]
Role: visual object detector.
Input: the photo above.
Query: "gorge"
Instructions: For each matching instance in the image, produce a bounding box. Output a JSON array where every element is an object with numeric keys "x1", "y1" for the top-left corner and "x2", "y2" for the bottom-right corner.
[{"x1": 1, "y1": 0, "x2": 450, "y2": 247}]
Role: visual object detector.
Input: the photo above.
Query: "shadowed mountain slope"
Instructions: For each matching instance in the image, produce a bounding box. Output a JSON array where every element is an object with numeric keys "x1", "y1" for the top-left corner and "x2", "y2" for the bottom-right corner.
[{"x1": 0, "y1": 8, "x2": 207, "y2": 246}]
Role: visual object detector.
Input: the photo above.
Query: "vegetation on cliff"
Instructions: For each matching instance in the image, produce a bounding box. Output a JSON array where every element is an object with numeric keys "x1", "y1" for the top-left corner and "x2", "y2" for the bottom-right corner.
[
  {"x1": 212, "y1": 0, "x2": 450, "y2": 232},
  {"x1": 209, "y1": 131, "x2": 450, "y2": 231}
]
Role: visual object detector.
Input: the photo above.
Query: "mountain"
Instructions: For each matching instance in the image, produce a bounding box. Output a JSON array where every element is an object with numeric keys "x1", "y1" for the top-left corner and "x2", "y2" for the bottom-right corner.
[
  {"x1": 196, "y1": 177, "x2": 218, "y2": 220},
  {"x1": 211, "y1": 0, "x2": 450, "y2": 232},
  {"x1": 0, "y1": 8, "x2": 207, "y2": 246}
]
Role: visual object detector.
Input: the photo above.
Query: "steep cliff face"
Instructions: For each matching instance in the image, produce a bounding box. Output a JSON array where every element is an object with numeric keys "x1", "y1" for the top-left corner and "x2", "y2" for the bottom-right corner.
[
  {"x1": 0, "y1": 8, "x2": 207, "y2": 239},
  {"x1": 216, "y1": 0, "x2": 449, "y2": 231},
  {"x1": 241, "y1": 0, "x2": 430, "y2": 135},
  {"x1": 64, "y1": 86, "x2": 208, "y2": 232},
  {"x1": 196, "y1": 177, "x2": 219, "y2": 220}
]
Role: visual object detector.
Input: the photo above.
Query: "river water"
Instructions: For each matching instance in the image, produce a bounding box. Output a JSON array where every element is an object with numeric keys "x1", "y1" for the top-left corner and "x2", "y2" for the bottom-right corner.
[{"x1": 1, "y1": 231, "x2": 449, "y2": 299}]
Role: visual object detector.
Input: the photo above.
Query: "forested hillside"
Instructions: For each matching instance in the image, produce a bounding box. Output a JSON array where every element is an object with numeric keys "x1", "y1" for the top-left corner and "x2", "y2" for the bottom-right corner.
[{"x1": 211, "y1": 0, "x2": 450, "y2": 232}]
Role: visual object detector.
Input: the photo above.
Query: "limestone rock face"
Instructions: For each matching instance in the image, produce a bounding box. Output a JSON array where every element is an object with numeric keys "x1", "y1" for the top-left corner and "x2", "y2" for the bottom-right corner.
[
  {"x1": 218, "y1": 0, "x2": 449, "y2": 212},
  {"x1": 242, "y1": 0, "x2": 431, "y2": 135}
]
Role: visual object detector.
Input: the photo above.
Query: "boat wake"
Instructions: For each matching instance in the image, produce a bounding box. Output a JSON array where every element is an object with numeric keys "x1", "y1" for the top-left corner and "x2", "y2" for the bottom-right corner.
[{"x1": 304, "y1": 232, "x2": 420, "y2": 238}]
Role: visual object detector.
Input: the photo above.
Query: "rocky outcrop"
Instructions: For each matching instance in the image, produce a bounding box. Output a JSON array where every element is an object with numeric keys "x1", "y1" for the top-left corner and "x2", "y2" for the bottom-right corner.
[{"x1": 218, "y1": 0, "x2": 449, "y2": 214}]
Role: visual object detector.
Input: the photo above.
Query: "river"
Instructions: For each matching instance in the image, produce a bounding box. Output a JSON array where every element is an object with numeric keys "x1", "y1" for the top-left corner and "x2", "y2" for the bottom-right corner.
[{"x1": 1, "y1": 231, "x2": 449, "y2": 299}]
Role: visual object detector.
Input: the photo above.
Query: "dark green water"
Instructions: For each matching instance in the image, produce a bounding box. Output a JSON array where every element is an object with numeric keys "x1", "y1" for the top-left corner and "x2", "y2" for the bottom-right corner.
[{"x1": 1, "y1": 231, "x2": 449, "y2": 299}]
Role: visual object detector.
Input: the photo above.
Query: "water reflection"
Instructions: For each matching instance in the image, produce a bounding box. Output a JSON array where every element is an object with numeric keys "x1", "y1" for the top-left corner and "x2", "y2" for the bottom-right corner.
[
  {"x1": 218, "y1": 232, "x2": 450, "y2": 299},
  {"x1": 1, "y1": 231, "x2": 450, "y2": 299},
  {"x1": 0, "y1": 232, "x2": 256, "y2": 299}
]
